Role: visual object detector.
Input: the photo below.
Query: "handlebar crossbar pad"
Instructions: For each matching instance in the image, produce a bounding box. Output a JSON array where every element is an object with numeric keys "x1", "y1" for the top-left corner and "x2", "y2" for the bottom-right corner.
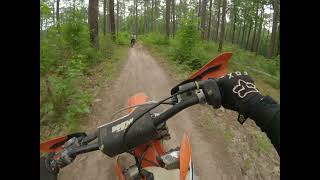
[{"x1": 97, "y1": 103, "x2": 163, "y2": 157}]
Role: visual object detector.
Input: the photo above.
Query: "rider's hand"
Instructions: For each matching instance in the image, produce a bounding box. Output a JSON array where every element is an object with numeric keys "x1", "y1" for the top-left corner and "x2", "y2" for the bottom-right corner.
[
  {"x1": 216, "y1": 71, "x2": 263, "y2": 117},
  {"x1": 40, "y1": 154, "x2": 58, "y2": 180}
]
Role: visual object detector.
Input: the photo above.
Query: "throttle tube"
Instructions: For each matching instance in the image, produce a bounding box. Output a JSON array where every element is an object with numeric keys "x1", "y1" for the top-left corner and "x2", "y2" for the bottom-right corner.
[
  {"x1": 153, "y1": 96, "x2": 199, "y2": 126},
  {"x1": 178, "y1": 81, "x2": 207, "y2": 92},
  {"x1": 177, "y1": 79, "x2": 221, "y2": 109},
  {"x1": 68, "y1": 143, "x2": 99, "y2": 157},
  {"x1": 81, "y1": 132, "x2": 98, "y2": 145}
]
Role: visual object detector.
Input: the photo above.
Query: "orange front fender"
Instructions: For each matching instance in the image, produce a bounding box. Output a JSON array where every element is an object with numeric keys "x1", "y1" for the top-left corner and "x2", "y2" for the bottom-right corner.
[{"x1": 127, "y1": 92, "x2": 149, "y2": 113}]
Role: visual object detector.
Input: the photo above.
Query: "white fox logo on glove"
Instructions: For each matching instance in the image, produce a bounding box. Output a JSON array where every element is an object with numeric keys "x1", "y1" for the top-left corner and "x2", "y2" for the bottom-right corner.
[{"x1": 232, "y1": 79, "x2": 259, "y2": 98}]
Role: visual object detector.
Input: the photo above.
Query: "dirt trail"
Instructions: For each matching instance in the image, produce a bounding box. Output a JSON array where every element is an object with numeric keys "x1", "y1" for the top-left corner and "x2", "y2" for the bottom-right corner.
[{"x1": 58, "y1": 44, "x2": 278, "y2": 180}]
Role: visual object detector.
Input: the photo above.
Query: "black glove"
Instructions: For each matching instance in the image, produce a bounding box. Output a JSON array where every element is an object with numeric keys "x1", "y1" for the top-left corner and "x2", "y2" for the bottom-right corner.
[
  {"x1": 216, "y1": 71, "x2": 263, "y2": 122},
  {"x1": 40, "y1": 154, "x2": 58, "y2": 180}
]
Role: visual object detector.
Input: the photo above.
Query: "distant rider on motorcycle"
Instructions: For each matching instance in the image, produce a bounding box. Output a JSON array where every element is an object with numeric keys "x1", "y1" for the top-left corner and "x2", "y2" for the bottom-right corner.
[{"x1": 131, "y1": 34, "x2": 136, "y2": 47}]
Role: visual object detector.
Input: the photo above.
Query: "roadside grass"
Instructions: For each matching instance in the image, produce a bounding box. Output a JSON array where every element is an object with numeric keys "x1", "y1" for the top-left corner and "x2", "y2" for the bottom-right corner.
[{"x1": 40, "y1": 45, "x2": 129, "y2": 143}]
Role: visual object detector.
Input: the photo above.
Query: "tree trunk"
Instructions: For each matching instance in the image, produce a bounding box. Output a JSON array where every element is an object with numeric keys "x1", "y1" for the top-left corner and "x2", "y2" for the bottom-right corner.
[
  {"x1": 245, "y1": 21, "x2": 252, "y2": 50},
  {"x1": 259, "y1": 28, "x2": 265, "y2": 54},
  {"x1": 40, "y1": 17, "x2": 43, "y2": 31},
  {"x1": 200, "y1": 0, "x2": 207, "y2": 39},
  {"x1": 144, "y1": 0, "x2": 147, "y2": 33},
  {"x1": 198, "y1": 0, "x2": 202, "y2": 30},
  {"x1": 121, "y1": 0, "x2": 124, "y2": 28},
  {"x1": 251, "y1": 1, "x2": 260, "y2": 51},
  {"x1": 151, "y1": 0, "x2": 154, "y2": 31},
  {"x1": 207, "y1": 0, "x2": 213, "y2": 40},
  {"x1": 103, "y1": 0, "x2": 107, "y2": 35},
  {"x1": 72, "y1": 0, "x2": 76, "y2": 11},
  {"x1": 236, "y1": 20, "x2": 241, "y2": 44},
  {"x1": 170, "y1": 8, "x2": 172, "y2": 34},
  {"x1": 215, "y1": 0, "x2": 222, "y2": 41},
  {"x1": 240, "y1": 19, "x2": 246, "y2": 46},
  {"x1": 255, "y1": 6, "x2": 264, "y2": 53},
  {"x1": 109, "y1": 0, "x2": 115, "y2": 40},
  {"x1": 107, "y1": 0, "x2": 110, "y2": 33},
  {"x1": 181, "y1": 0, "x2": 187, "y2": 17},
  {"x1": 52, "y1": 1, "x2": 55, "y2": 25},
  {"x1": 231, "y1": 0, "x2": 237, "y2": 44},
  {"x1": 154, "y1": 0, "x2": 158, "y2": 32},
  {"x1": 261, "y1": 26, "x2": 265, "y2": 49},
  {"x1": 268, "y1": 0, "x2": 279, "y2": 58},
  {"x1": 225, "y1": 20, "x2": 228, "y2": 41},
  {"x1": 125, "y1": 2, "x2": 127, "y2": 28},
  {"x1": 172, "y1": 0, "x2": 175, "y2": 37},
  {"x1": 218, "y1": 0, "x2": 227, "y2": 52},
  {"x1": 276, "y1": 24, "x2": 280, "y2": 56},
  {"x1": 135, "y1": 0, "x2": 138, "y2": 35},
  {"x1": 231, "y1": 20, "x2": 236, "y2": 44},
  {"x1": 266, "y1": 29, "x2": 269, "y2": 45},
  {"x1": 117, "y1": 0, "x2": 119, "y2": 34},
  {"x1": 166, "y1": 0, "x2": 171, "y2": 37},
  {"x1": 88, "y1": 0, "x2": 99, "y2": 48},
  {"x1": 56, "y1": 0, "x2": 60, "y2": 29}
]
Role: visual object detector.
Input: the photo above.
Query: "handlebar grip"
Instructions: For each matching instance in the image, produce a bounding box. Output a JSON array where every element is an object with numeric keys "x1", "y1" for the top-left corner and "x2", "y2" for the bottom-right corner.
[
  {"x1": 201, "y1": 79, "x2": 221, "y2": 109},
  {"x1": 153, "y1": 96, "x2": 199, "y2": 126},
  {"x1": 67, "y1": 143, "x2": 99, "y2": 158},
  {"x1": 177, "y1": 79, "x2": 221, "y2": 109},
  {"x1": 177, "y1": 81, "x2": 207, "y2": 93}
]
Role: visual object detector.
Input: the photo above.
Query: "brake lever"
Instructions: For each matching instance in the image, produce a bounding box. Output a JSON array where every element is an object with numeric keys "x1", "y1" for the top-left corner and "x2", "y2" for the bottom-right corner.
[
  {"x1": 45, "y1": 152, "x2": 60, "y2": 174},
  {"x1": 48, "y1": 136, "x2": 81, "y2": 170}
]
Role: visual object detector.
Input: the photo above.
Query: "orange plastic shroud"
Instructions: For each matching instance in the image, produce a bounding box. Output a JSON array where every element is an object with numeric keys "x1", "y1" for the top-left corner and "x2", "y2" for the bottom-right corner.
[{"x1": 189, "y1": 52, "x2": 232, "y2": 80}]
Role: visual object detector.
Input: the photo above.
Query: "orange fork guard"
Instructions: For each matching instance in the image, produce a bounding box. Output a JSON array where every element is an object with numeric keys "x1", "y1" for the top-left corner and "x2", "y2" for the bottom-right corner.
[
  {"x1": 180, "y1": 133, "x2": 192, "y2": 180},
  {"x1": 133, "y1": 140, "x2": 165, "y2": 168},
  {"x1": 114, "y1": 156, "x2": 126, "y2": 180}
]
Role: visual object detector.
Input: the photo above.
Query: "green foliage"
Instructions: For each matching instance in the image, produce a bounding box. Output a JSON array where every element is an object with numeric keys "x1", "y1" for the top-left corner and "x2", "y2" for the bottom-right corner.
[
  {"x1": 40, "y1": 0, "x2": 52, "y2": 20},
  {"x1": 116, "y1": 31, "x2": 131, "y2": 45},
  {"x1": 40, "y1": 29, "x2": 65, "y2": 75},
  {"x1": 141, "y1": 19, "x2": 279, "y2": 89},
  {"x1": 174, "y1": 16, "x2": 200, "y2": 65},
  {"x1": 40, "y1": 5, "x2": 115, "y2": 136},
  {"x1": 141, "y1": 32, "x2": 169, "y2": 46},
  {"x1": 61, "y1": 11, "x2": 92, "y2": 53},
  {"x1": 99, "y1": 33, "x2": 115, "y2": 59}
]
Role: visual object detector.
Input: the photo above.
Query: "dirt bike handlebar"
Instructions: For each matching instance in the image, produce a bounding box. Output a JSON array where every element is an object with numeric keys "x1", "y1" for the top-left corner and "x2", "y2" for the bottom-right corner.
[
  {"x1": 154, "y1": 79, "x2": 221, "y2": 126},
  {"x1": 99, "y1": 79, "x2": 219, "y2": 157},
  {"x1": 48, "y1": 79, "x2": 220, "y2": 170},
  {"x1": 153, "y1": 95, "x2": 200, "y2": 126},
  {"x1": 67, "y1": 142, "x2": 100, "y2": 158}
]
